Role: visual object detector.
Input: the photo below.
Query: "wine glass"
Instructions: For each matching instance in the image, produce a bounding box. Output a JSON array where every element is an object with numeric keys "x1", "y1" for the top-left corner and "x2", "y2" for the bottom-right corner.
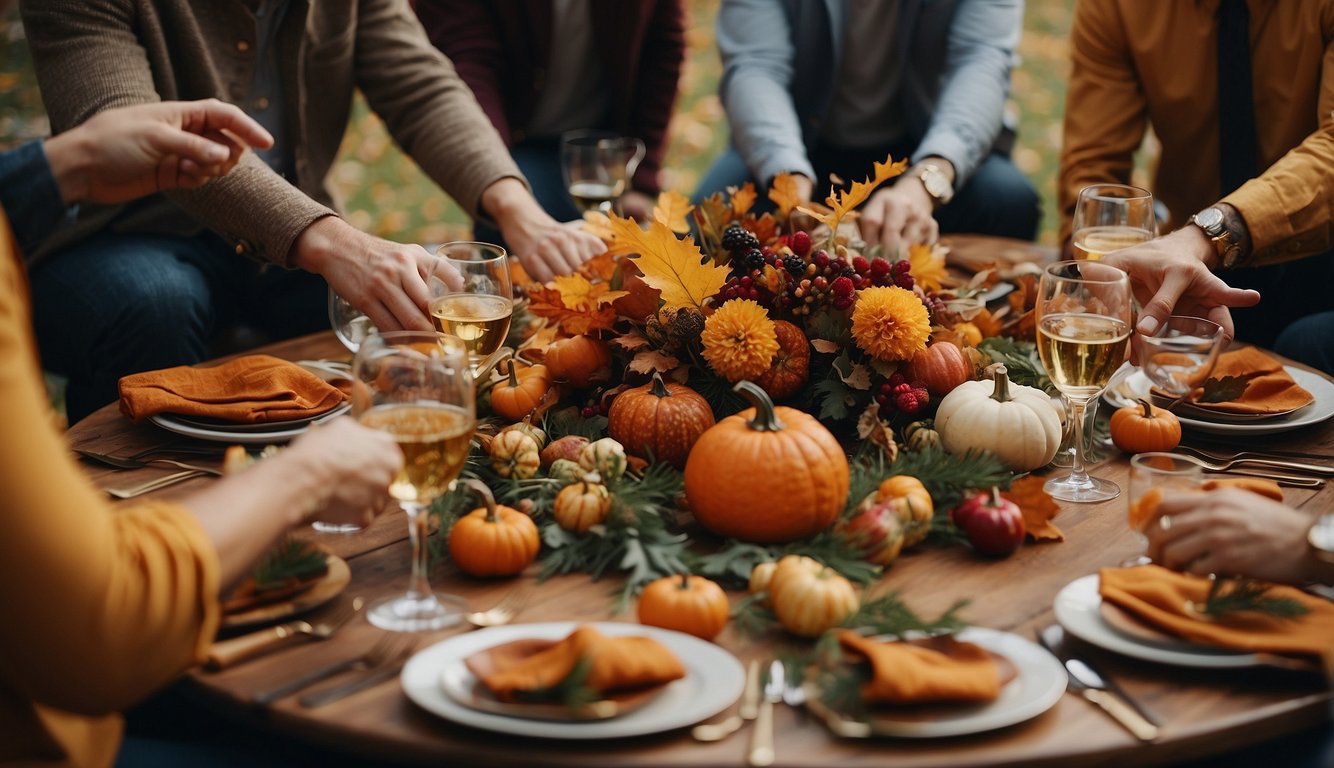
[
  {"x1": 1036, "y1": 260, "x2": 1134, "y2": 503},
  {"x1": 1071, "y1": 184, "x2": 1156, "y2": 261},
  {"x1": 560, "y1": 129, "x2": 646, "y2": 215},
  {"x1": 428, "y1": 242, "x2": 514, "y2": 376},
  {"x1": 1127, "y1": 452, "x2": 1203, "y2": 565},
  {"x1": 352, "y1": 330, "x2": 475, "y2": 631},
  {"x1": 328, "y1": 287, "x2": 377, "y2": 354},
  {"x1": 1137, "y1": 315, "x2": 1225, "y2": 400}
]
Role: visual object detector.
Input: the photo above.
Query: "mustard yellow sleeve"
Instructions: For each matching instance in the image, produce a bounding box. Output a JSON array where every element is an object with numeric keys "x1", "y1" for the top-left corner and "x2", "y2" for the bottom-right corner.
[
  {"x1": 0, "y1": 226, "x2": 221, "y2": 716},
  {"x1": 1057, "y1": 0, "x2": 1149, "y2": 246}
]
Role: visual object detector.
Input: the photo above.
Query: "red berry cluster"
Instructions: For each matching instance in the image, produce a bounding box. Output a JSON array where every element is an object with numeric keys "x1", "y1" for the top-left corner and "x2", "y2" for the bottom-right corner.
[
  {"x1": 580, "y1": 400, "x2": 608, "y2": 420},
  {"x1": 874, "y1": 372, "x2": 930, "y2": 417}
]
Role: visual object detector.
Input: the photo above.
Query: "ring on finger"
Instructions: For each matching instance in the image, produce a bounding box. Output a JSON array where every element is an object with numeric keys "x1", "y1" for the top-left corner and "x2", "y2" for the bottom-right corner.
[{"x1": 1159, "y1": 515, "x2": 1174, "y2": 531}]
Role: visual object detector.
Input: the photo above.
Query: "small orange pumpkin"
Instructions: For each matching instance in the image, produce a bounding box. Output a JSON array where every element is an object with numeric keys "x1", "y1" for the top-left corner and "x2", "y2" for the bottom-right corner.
[
  {"x1": 608, "y1": 372, "x2": 715, "y2": 468},
  {"x1": 904, "y1": 341, "x2": 972, "y2": 396},
  {"x1": 875, "y1": 475, "x2": 934, "y2": 548},
  {"x1": 490, "y1": 429, "x2": 541, "y2": 479},
  {"x1": 491, "y1": 358, "x2": 552, "y2": 422},
  {"x1": 637, "y1": 573, "x2": 730, "y2": 640},
  {"x1": 552, "y1": 476, "x2": 613, "y2": 533},
  {"x1": 1110, "y1": 399, "x2": 1181, "y2": 453},
  {"x1": 545, "y1": 335, "x2": 612, "y2": 388},
  {"x1": 754, "y1": 320, "x2": 811, "y2": 400},
  {"x1": 448, "y1": 479, "x2": 540, "y2": 577},
  {"x1": 684, "y1": 381, "x2": 849, "y2": 543},
  {"x1": 766, "y1": 555, "x2": 860, "y2": 637}
]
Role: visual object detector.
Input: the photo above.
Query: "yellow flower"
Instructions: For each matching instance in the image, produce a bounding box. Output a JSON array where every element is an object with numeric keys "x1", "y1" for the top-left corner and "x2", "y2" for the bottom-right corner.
[
  {"x1": 907, "y1": 243, "x2": 948, "y2": 293},
  {"x1": 851, "y1": 286, "x2": 932, "y2": 362},
  {"x1": 701, "y1": 299, "x2": 779, "y2": 382}
]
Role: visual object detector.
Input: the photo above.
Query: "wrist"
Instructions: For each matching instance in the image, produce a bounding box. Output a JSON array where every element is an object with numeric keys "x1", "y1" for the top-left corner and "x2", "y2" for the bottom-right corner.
[
  {"x1": 1189, "y1": 203, "x2": 1251, "y2": 271},
  {"x1": 910, "y1": 158, "x2": 955, "y2": 208},
  {"x1": 1178, "y1": 223, "x2": 1220, "y2": 271},
  {"x1": 480, "y1": 177, "x2": 541, "y2": 227},
  {"x1": 291, "y1": 215, "x2": 348, "y2": 273},
  {"x1": 43, "y1": 130, "x2": 93, "y2": 206}
]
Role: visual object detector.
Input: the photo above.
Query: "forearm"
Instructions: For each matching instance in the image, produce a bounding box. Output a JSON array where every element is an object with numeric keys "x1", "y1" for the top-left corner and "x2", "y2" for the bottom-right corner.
[
  {"x1": 1221, "y1": 124, "x2": 1334, "y2": 267},
  {"x1": 0, "y1": 141, "x2": 72, "y2": 252},
  {"x1": 629, "y1": 0, "x2": 688, "y2": 194}
]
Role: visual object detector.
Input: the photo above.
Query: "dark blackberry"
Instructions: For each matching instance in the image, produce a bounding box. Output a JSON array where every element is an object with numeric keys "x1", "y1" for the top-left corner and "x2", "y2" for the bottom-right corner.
[
  {"x1": 741, "y1": 248, "x2": 766, "y2": 271},
  {"x1": 721, "y1": 224, "x2": 760, "y2": 253},
  {"x1": 783, "y1": 254, "x2": 806, "y2": 275}
]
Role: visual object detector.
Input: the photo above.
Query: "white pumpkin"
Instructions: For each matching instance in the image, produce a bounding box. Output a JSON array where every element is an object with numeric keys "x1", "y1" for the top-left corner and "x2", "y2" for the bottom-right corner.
[{"x1": 934, "y1": 365, "x2": 1062, "y2": 471}]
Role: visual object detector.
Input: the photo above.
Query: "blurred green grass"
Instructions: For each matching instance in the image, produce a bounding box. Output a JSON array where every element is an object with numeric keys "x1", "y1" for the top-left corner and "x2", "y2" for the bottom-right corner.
[{"x1": 1, "y1": 0, "x2": 1076, "y2": 244}]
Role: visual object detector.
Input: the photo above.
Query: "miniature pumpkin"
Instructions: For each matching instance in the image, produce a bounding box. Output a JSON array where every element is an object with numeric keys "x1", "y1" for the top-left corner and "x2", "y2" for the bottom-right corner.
[
  {"x1": 637, "y1": 573, "x2": 730, "y2": 640},
  {"x1": 608, "y1": 372, "x2": 715, "y2": 469},
  {"x1": 553, "y1": 476, "x2": 613, "y2": 533},
  {"x1": 490, "y1": 429, "x2": 541, "y2": 479},
  {"x1": 684, "y1": 382, "x2": 850, "y2": 543},
  {"x1": 904, "y1": 341, "x2": 972, "y2": 396},
  {"x1": 875, "y1": 475, "x2": 934, "y2": 548},
  {"x1": 754, "y1": 320, "x2": 811, "y2": 400},
  {"x1": 579, "y1": 437, "x2": 628, "y2": 481},
  {"x1": 499, "y1": 417, "x2": 547, "y2": 450},
  {"x1": 545, "y1": 335, "x2": 612, "y2": 388},
  {"x1": 953, "y1": 321, "x2": 984, "y2": 348},
  {"x1": 1110, "y1": 398, "x2": 1181, "y2": 453},
  {"x1": 547, "y1": 458, "x2": 585, "y2": 483},
  {"x1": 903, "y1": 420, "x2": 941, "y2": 452},
  {"x1": 748, "y1": 561, "x2": 777, "y2": 598},
  {"x1": 934, "y1": 365, "x2": 1062, "y2": 471},
  {"x1": 767, "y1": 555, "x2": 860, "y2": 637},
  {"x1": 541, "y1": 435, "x2": 589, "y2": 468},
  {"x1": 448, "y1": 479, "x2": 540, "y2": 577},
  {"x1": 490, "y1": 358, "x2": 552, "y2": 422}
]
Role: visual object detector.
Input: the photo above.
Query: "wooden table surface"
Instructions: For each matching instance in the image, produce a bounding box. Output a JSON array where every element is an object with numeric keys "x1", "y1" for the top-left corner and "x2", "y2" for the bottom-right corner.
[{"x1": 67, "y1": 236, "x2": 1334, "y2": 767}]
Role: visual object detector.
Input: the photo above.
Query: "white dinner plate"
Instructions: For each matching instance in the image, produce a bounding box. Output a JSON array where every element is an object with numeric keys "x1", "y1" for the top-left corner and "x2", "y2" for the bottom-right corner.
[
  {"x1": 1053, "y1": 574, "x2": 1264, "y2": 668},
  {"x1": 149, "y1": 401, "x2": 350, "y2": 444},
  {"x1": 401, "y1": 621, "x2": 745, "y2": 740},
  {"x1": 806, "y1": 628, "x2": 1065, "y2": 739},
  {"x1": 1103, "y1": 364, "x2": 1334, "y2": 436}
]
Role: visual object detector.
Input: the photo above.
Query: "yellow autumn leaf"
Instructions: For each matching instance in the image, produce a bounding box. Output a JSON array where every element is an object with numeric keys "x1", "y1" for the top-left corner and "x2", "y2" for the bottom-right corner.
[
  {"x1": 581, "y1": 210, "x2": 616, "y2": 242},
  {"x1": 652, "y1": 190, "x2": 693, "y2": 234},
  {"x1": 768, "y1": 173, "x2": 803, "y2": 216},
  {"x1": 731, "y1": 183, "x2": 758, "y2": 217},
  {"x1": 605, "y1": 214, "x2": 729, "y2": 312},
  {"x1": 908, "y1": 242, "x2": 949, "y2": 292},
  {"x1": 798, "y1": 155, "x2": 908, "y2": 232},
  {"x1": 552, "y1": 273, "x2": 627, "y2": 310}
]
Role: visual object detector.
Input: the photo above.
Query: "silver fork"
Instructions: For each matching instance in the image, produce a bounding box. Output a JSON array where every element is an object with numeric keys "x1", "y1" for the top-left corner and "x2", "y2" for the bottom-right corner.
[
  {"x1": 464, "y1": 586, "x2": 534, "y2": 629},
  {"x1": 205, "y1": 598, "x2": 364, "y2": 670},
  {"x1": 298, "y1": 639, "x2": 419, "y2": 708},
  {"x1": 105, "y1": 470, "x2": 212, "y2": 499},
  {"x1": 1171, "y1": 446, "x2": 1333, "y2": 479},
  {"x1": 252, "y1": 634, "x2": 410, "y2": 704},
  {"x1": 76, "y1": 449, "x2": 224, "y2": 475}
]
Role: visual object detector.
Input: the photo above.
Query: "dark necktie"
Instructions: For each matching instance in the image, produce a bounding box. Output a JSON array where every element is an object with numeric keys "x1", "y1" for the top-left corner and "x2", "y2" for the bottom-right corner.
[{"x1": 1217, "y1": 0, "x2": 1259, "y2": 197}]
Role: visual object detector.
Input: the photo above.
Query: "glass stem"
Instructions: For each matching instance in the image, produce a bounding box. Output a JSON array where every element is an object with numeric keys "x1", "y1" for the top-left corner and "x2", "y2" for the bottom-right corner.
[
  {"x1": 402, "y1": 501, "x2": 434, "y2": 603},
  {"x1": 1068, "y1": 397, "x2": 1092, "y2": 486}
]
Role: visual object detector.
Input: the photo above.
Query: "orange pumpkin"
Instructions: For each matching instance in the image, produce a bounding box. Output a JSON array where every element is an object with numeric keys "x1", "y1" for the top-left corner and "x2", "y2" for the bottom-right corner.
[
  {"x1": 545, "y1": 335, "x2": 612, "y2": 388},
  {"x1": 684, "y1": 381, "x2": 849, "y2": 543},
  {"x1": 905, "y1": 341, "x2": 972, "y2": 396},
  {"x1": 449, "y1": 480, "x2": 540, "y2": 577},
  {"x1": 491, "y1": 358, "x2": 552, "y2": 421},
  {"x1": 1110, "y1": 399, "x2": 1181, "y2": 453},
  {"x1": 637, "y1": 573, "x2": 730, "y2": 640},
  {"x1": 754, "y1": 320, "x2": 811, "y2": 400},
  {"x1": 766, "y1": 555, "x2": 860, "y2": 637},
  {"x1": 552, "y1": 477, "x2": 613, "y2": 533},
  {"x1": 608, "y1": 373, "x2": 715, "y2": 468}
]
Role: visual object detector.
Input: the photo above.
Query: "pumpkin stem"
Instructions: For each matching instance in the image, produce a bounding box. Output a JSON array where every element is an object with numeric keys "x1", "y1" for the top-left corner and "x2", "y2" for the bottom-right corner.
[
  {"x1": 1136, "y1": 398, "x2": 1157, "y2": 419},
  {"x1": 461, "y1": 478, "x2": 499, "y2": 522},
  {"x1": 650, "y1": 371, "x2": 672, "y2": 398},
  {"x1": 990, "y1": 486, "x2": 1003, "y2": 507},
  {"x1": 990, "y1": 365, "x2": 1013, "y2": 403},
  {"x1": 678, "y1": 572, "x2": 690, "y2": 590},
  {"x1": 733, "y1": 380, "x2": 785, "y2": 432},
  {"x1": 505, "y1": 354, "x2": 519, "y2": 387}
]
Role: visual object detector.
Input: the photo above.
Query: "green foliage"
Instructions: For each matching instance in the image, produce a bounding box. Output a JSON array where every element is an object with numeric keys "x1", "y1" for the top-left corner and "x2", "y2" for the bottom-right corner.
[
  {"x1": 1196, "y1": 372, "x2": 1263, "y2": 404},
  {"x1": 543, "y1": 407, "x2": 608, "y2": 441},
  {"x1": 888, "y1": 446, "x2": 1013, "y2": 515},
  {"x1": 1196, "y1": 577, "x2": 1310, "y2": 620},
  {"x1": 250, "y1": 536, "x2": 327, "y2": 592},
  {"x1": 979, "y1": 336, "x2": 1051, "y2": 393}
]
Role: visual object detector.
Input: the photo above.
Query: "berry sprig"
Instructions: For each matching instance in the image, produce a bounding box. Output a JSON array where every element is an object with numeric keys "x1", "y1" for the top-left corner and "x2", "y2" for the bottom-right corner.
[{"x1": 872, "y1": 372, "x2": 930, "y2": 417}]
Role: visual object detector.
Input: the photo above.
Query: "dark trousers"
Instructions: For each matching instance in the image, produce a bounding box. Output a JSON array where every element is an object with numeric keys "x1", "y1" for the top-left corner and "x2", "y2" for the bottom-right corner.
[{"x1": 1230, "y1": 250, "x2": 1334, "y2": 374}]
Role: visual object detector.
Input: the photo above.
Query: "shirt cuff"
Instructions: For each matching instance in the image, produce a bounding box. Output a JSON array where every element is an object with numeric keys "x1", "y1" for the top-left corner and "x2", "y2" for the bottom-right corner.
[{"x1": 0, "y1": 141, "x2": 76, "y2": 254}]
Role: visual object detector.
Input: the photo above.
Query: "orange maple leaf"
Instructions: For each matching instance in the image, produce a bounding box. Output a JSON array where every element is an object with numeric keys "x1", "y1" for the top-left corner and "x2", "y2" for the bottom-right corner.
[
  {"x1": 748, "y1": 212, "x2": 779, "y2": 246},
  {"x1": 553, "y1": 274, "x2": 626, "y2": 310},
  {"x1": 578, "y1": 252, "x2": 619, "y2": 282},
  {"x1": 581, "y1": 210, "x2": 616, "y2": 242},
  {"x1": 731, "y1": 183, "x2": 758, "y2": 217},
  {"x1": 1001, "y1": 476, "x2": 1063, "y2": 542},
  {"x1": 527, "y1": 282, "x2": 618, "y2": 336},
  {"x1": 653, "y1": 190, "x2": 693, "y2": 234},
  {"x1": 605, "y1": 214, "x2": 728, "y2": 312},
  {"x1": 628, "y1": 349, "x2": 682, "y2": 375},
  {"x1": 797, "y1": 155, "x2": 908, "y2": 233},
  {"x1": 768, "y1": 173, "x2": 802, "y2": 217}
]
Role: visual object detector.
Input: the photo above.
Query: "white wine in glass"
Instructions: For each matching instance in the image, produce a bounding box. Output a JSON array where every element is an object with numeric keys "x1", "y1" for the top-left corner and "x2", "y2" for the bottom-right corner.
[
  {"x1": 430, "y1": 294, "x2": 513, "y2": 363},
  {"x1": 1037, "y1": 312, "x2": 1133, "y2": 401},
  {"x1": 560, "y1": 129, "x2": 645, "y2": 216},
  {"x1": 1071, "y1": 226, "x2": 1153, "y2": 261},
  {"x1": 429, "y1": 242, "x2": 513, "y2": 374},
  {"x1": 1071, "y1": 184, "x2": 1156, "y2": 261},
  {"x1": 567, "y1": 180, "x2": 626, "y2": 214}
]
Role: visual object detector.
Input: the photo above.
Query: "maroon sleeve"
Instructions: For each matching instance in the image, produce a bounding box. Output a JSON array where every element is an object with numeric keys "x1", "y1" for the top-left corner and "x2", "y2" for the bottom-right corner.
[
  {"x1": 629, "y1": 0, "x2": 686, "y2": 194},
  {"x1": 411, "y1": 0, "x2": 513, "y2": 144}
]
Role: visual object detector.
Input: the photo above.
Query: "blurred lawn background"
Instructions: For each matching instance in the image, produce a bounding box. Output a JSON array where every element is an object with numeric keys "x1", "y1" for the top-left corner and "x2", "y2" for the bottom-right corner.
[{"x1": 1, "y1": 0, "x2": 1077, "y2": 245}]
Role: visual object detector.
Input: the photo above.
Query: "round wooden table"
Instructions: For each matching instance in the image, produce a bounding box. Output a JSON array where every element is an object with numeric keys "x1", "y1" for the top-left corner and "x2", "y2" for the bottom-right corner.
[{"x1": 67, "y1": 237, "x2": 1334, "y2": 767}]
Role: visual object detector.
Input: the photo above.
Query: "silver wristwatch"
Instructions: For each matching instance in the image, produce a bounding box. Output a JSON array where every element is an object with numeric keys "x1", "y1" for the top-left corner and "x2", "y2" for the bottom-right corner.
[{"x1": 917, "y1": 163, "x2": 954, "y2": 207}]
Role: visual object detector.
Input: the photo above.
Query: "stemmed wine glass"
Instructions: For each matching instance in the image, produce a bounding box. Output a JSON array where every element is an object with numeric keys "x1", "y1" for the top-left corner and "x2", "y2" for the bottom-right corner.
[
  {"x1": 1137, "y1": 315, "x2": 1225, "y2": 403},
  {"x1": 560, "y1": 129, "x2": 646, "y2": 215},
  {"x1": 1036, "y1": 260, "x2": 1134, "y2": 502},
  {"x1": 328, "y1": 288, "x2": 376, "y2": 354},
  {"x1": 1126, "y1": 452, "x2": 1203, "y2": 565},
  {"x1": 428, "y1": 242, "x2": 514, "y2": 376},
  {"x1": 1071, "y1": 184, "x2": 1156, "y2": 261},
  {"x1": 352, "y1": 330, "x2": 475, "y2": 631}
]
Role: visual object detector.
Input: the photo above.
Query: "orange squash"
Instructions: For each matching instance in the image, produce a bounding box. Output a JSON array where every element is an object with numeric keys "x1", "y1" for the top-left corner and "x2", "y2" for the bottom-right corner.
[
  {"x1": 637, "y1": 573, "x2": 730, "y2": 640},
  {"x1": 491, "y1": 358, "x2": 552, "y2": 421},
  {"x1": 545, "y1": 335, "x2": 612, "y2": 388},
  {"x1": 489, "y1": 429, "x2": 541, "y2": 479},
  {"x1": 1110, "y1": 399, "x2": 1181, "y2": 453},
  {"x1": 448, "y1": 480, "x2": 540, "y2": 577},
  {"x1": 684, "y1": 381, "x2": 849, "y2": 543},
  {"x1": 608, "y1": 372, "x2": 715, "y2": 468},
  {"x1": 754, "y1": 320, "x2": 811, "y2": 401},
  {"x1": 766, "y1": 555, "x2": 860, "y2": 637},
  {"x1": 552, "y1": 477, "x2": 613, "y2": 533},
  {"x1": 904, "y1": 341, "x2": 972, "y2": 396}
]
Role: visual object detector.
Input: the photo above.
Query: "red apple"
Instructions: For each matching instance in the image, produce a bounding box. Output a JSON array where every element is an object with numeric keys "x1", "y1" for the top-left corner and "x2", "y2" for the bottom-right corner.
[
  {"x1": 840, "y1": 499, "x2": 907, "y2": 565},
  {"x1": 951, "y1": 488, "x2": 1025, "y2": 557}
]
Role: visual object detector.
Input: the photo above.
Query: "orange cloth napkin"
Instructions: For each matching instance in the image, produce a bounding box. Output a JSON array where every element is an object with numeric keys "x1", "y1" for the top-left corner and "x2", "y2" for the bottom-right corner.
[
  {"x1": 1099, "y1": 566, "x2": 1334, "y2": 657},
  {"x1": 118, "y1": 354, "x2": 347, "y2": 423},
  {"x1": 836, "y1": 630, "x2": 1001, "y2": 705},
  {"x1": 1186, "y1": 347, "x2": 1314, "y2": 415},
  {"x1": 476, "y1": 625, "x2": 685, "y2": 701}
]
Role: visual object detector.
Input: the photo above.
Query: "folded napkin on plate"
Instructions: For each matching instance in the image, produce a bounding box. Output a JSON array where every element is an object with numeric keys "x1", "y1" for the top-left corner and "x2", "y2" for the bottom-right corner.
[
  {"x1": 1184, "y1": 347, "x2": 1314, "y2": 415},
  {"x1": 836, "y1": 630, "x2": 1001, "y2": 705},
  {"x1": 118, "y1": 354, "x2": 347, "y2": 423},
  {"x1": 1099, "y1": 566, "x2": 1334, "y2": 657},
  {"x1": 475, "y1": 625, "x2": 685, "y2": 701}
]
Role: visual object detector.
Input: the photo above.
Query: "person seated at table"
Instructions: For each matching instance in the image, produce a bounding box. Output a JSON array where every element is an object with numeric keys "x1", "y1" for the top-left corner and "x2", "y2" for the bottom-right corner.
[
  {"x1": 693, "y1": 0, "x2": 1040, "y2": 256},
  {"x1": 17, "y1": 0, "x2": 606, "y2": 426},
  {"x1": 0, "y1": 98, "x2": 405, "y2": 768},
  {"x1": 1058, "y1": 0, "x2": 1334, "y2": 373},
  {"x1": 414, "y1": 0, "x2": 686, "y2": 233}
]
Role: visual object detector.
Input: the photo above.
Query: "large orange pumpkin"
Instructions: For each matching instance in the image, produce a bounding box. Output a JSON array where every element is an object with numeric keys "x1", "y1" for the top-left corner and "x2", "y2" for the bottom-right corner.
[
  {"x1": 684, "y1": 381, "x2": 849, "y2": 543},
  {"x1": 545, "y1": 335, "x2": 612, "y2": 388},
  {"x1": 608, "y1": 372, "x2": 715, "y2": 468},
  {"x1": 904, "y1": 341, "x2": 972, "y2": 396},
  {"x1": 448, "y1": 480, "x2": 540, "y2": 577},
  {"x1": 755, "y1": 320, "x2": 811, "y2": 401},
  {"x1": 490, "y1": 357, "x2": 552, "y2": 421},
  {"x1": 637, "y1": 573, "x2": 730, "y2": 640}
]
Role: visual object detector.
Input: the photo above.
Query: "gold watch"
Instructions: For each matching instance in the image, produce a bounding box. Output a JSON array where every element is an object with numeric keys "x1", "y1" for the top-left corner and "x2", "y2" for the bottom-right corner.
[
  {"x1": 1190, "y1": 206, "x2": 1245, "y2": 269},
  {"x1": 917, "y1": 163, "x2": 954, "y2": 207}
]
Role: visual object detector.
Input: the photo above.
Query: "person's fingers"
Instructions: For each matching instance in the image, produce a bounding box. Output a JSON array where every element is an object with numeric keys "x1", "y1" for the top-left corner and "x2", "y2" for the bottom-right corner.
[
  {"x1": 522, "y1": 252, "x2": 555, "y2": 283},
  {"x1": 148, "y1": 122, "x2": 232, "y2": 169},
  {"x1": 879, "y1": 204, "x2": 909, "y2": 258},
  {"x1": 859, "y1": 201, "x2": 886, "y2": 248},
  {"x1": 432, "y1": 260, "x2": 464, "y2": 292},
  {"x1": 187, "y1": 98, "x2": 275, "y2": 150},
  {"x1": 1134, "y1": 268, "x2": 1191, "y2": 336},
  {"x1": 1204, "y1": 305, "x2": 1238, "y2": 345}
]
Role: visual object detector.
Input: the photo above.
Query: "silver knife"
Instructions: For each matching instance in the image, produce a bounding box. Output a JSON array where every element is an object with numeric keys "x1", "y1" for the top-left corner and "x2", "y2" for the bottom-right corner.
[
  {"x1": 747, "y1": 660, "x2": 784, "y2": 766},
  {"x1": 1038, "y1": 625, "x2": 1159, "y2": 741}
]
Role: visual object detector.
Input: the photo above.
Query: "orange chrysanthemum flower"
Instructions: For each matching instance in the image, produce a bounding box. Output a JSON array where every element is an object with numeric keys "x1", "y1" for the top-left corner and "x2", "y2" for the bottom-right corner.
[
  {"x1": 907, "y1": 243, "x2": 948, "y2": 293},
  {"x1": 700, "y1": 299, "x2": 779, "y2": 382},
  {"x1": 851, "y1": 286, "x2": 932, "y2": 362}
]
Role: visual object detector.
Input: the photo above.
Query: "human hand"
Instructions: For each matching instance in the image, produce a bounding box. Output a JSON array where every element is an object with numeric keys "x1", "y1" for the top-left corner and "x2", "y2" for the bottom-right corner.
[
  {"x1": 620, "y1": 190, "x2": 655, "y2": 222},
  {"x1": 858, "y1": 181, "x2": 938, "y2": 258},
  {"x1": 1101, "y1": 228, "x2": 1261, "y2": 342},
  {"x1": 44, "y1": 99, "x2": 274, "y2": 206},
  {"x1": 281, "y1": 417, "x2": 403, "y2": 529},
  {"x1": 483, "y1": 178, "x2": 604, "y2": 282},
  {"x1": 1144, "y1": 488, "x2": 1318, "y2": 585},
  {"x1": 292, "y1": 217, "x2": 437, "y2": 332}
]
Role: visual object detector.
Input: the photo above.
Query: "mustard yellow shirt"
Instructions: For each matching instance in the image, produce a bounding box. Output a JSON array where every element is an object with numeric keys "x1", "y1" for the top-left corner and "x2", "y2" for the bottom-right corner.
[
  {"x1": 0, "y1": 212, "x2": 222, "y2": 767},
  {"x1": 1059, "y1": 0, "x2": 1334, "y2": 267}
]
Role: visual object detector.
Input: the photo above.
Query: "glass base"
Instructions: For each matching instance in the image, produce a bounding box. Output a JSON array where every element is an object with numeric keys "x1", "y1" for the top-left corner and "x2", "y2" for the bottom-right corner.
[
  {"x1": 311, "y1": 521, "x2": 365, "y2": 534},
  {"x1": 1044, "y1": 473, "x2": 1121, "y2": 503},
  {"x1": 367, "y1": 592, "x2": 467, "y2": 632}
]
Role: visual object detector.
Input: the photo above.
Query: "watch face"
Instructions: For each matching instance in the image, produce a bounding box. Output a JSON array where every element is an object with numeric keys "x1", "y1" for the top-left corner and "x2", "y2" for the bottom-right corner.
[
  {"x1": 1310, "y1": 516, "x2": 1334, "y2": 554},
  {"x1": 920, "y1": 167, "x2": 952, "y2": 202},
  {"x1": 1194, "y1": 207, "x2": 1225, "y2": 232}
]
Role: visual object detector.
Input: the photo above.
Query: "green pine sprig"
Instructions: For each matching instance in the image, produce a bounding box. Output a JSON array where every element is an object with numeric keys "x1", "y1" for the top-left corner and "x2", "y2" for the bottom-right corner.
[
  {"x1": 887, "y1": 446, "x2": 1013, "y2": 520},
  {"x1": 251, "y1": 536, "x2": 327, "y2": 592},
  {"x1": 979, "y1": 336, "x2": 1051, "y2": 392},
  {"x1": 1196, "y1": 577, "x2": 1310, "y2": 620}
]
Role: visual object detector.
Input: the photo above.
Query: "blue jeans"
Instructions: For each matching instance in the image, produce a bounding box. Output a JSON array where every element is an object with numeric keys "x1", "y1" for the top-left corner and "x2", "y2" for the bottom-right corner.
[
  {"x1": 693, "y1": 143, "x2": 1042, "y2": 242},
  {"x1": 29, "y1": 231, "x2": 329, "y2": 423},
  {"x1": 474, "y1": 138, "x2": 582, "y2": 247}
]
